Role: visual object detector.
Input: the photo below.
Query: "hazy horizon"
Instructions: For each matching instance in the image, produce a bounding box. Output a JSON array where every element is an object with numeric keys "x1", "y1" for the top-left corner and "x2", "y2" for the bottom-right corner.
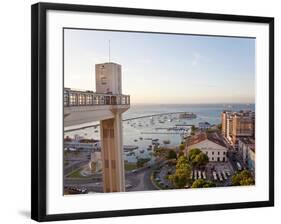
[{"x1": 64, "y1": 29, "x2": 255, "y2": 104}]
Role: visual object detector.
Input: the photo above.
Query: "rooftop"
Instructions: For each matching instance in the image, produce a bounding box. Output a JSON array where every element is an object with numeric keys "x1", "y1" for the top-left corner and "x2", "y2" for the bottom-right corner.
[
  {"x1": 186, "y1": 132, "x2": 227, "y2": 148},
  {"x1": 238, "y1": 137, "x2": 255, "y2": 152},
  {"x1": 222, "y1": 110, "x2": 255, "y2": 118},
  {"x1": 199, "y1": 121, "x2": 210, "y2": 125}
]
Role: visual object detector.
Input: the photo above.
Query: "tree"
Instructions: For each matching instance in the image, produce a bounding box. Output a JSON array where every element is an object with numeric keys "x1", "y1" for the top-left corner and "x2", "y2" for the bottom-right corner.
[
  {"x1": 191, "y1": 179, "x2": 216, "y2": 188},
  {"x1": 170, "y1": 156, "x2": 191, "y2": 188},
  {"x1": 190, "y1": 125, "x2": 196, "y2": 135},
  {"x1": 231, "y1": 170, "x2": 255, "y2": 186},
  {"x1": 187, "y1": 148, "x2": 209, "y2": 168},
  {"x1": 178, "y1": 150, "x2": 184, "y2": 158},
  {"x1": 187, "y1": 148, "x2": 201, "y2": 162},
  {"x1": 166, "y1": 149, "x2": 177, "y2": 159},
  {"x1": 191, "y1": 125, "x2": 196, "y2": 132},
  {"x1": 179, "y1": 144, "x2": 185, "y2": 151}
]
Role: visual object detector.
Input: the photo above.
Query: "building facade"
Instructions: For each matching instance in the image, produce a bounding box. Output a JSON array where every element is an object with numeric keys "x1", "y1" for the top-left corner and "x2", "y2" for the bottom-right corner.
[
  {"x1": 198, "y1": 121, "x2": 211, "y2": 130},
  {"x1": 232, "y1": 113, "x2": 255, "y2": 144},
  {"x1": 185, "y1": 132, "x2": 228, "y2": 162},
  {"x1": 96, "y1": 63, "x2": 122, "y2": 94},
  {"x1": 237, "y1": 137, "x2": 255, "y2": 171},
  {"x1": 221, "y1": 110, "x2": 255, "y2": 145}
]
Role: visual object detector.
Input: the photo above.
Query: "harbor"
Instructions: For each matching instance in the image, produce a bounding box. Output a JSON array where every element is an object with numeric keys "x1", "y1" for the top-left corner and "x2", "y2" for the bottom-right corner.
[{"x1": 64, "y1": 104, "x2": 254, "y2": 166}]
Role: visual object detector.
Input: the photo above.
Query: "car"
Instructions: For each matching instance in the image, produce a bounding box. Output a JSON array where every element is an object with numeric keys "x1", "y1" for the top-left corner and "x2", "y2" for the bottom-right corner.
[
  {"x1": 212, "y1": 171, "x2": 217, "y2": 181},
  {"x1": 222, "y1": 171, "x2": 228, "y2": 180},
  {"x1": 80, "y1": 186, "x2": 88, "y2": 194}
]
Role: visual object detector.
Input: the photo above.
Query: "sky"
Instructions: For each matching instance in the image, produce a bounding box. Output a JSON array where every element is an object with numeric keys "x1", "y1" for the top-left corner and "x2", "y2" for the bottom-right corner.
[{"x1": 64, "y1": 29, "x2": 255, "y2": 104}]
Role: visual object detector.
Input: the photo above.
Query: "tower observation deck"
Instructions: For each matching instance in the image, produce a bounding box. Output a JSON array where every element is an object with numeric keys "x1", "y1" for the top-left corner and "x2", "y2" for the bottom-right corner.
[{"x1": 64, "y1": 62, "x2": 130, "y2": 192}]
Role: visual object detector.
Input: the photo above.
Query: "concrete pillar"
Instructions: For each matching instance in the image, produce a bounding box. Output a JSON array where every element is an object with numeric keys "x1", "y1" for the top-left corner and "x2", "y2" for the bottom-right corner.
[{"x1": 100, "y1": 113, "x2": 125, "y2": 192}]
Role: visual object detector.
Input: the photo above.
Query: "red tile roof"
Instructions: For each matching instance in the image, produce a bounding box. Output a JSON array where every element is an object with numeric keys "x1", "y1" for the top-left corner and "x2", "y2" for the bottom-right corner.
[{"x1": 186, "y1": 132, "x2": 227, "y2": 148}]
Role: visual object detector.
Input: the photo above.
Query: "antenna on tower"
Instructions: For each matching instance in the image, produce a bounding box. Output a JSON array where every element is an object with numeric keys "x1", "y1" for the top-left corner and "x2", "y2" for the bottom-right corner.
[{"x1": 108, "y1": 40, "x2": 111, "y2": 62}]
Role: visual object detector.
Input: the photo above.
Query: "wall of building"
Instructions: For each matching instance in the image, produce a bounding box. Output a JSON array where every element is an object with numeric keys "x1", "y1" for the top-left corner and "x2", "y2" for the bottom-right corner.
[
  {"x1": 237, "y1": 139, "x2": 255, "y2": 171},
  {"x1": 96, "y1": 63, "x2": 122, "y2": 94},
  {"x1": 186, "y1": 139, "x2": 228, "y2": 162}
]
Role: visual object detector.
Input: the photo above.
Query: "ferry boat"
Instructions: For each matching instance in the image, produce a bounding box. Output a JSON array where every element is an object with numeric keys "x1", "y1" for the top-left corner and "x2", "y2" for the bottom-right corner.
[
  {"x1": 124, "y1": 145, "x2": 138, "y2": 151},
  {"x1": 179, "y1": 112, "x2": 197, "y2": 119},
  {"x1": 163, "y1": 140, "x2": 170, "y2": 144}
]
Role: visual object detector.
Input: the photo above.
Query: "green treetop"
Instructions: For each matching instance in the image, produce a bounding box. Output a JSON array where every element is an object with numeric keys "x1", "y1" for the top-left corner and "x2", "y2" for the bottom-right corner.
[
  {"x1": 231, "y1": 170, "x2": 255, "y2": 186},
  {"x1": 169, "y1": 156, "x2": 191, "y2": 189},
  {"x1": 191, "y1": 179, "x2": 216, "y2": 188},
  {"x1": 187, "y1": 148, "x2": 209, "y2": 168}
]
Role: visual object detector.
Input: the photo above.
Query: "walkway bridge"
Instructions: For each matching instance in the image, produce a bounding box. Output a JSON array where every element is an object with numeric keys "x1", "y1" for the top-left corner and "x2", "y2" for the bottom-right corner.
[{"x1": 64, "y1": 88, "x2": 130, "y2": 127}]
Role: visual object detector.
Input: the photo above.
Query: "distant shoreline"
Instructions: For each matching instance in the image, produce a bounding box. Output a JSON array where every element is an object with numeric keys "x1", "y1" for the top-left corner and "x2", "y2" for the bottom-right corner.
[{"x1": 65, "y1": 111, "x2": 189, "y2": 132}]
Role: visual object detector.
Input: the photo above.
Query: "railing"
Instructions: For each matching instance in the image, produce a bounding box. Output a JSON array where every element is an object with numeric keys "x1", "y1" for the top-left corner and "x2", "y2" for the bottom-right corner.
[{"x1": 64, "y1": 88, "x2": 130, "y2": 107}]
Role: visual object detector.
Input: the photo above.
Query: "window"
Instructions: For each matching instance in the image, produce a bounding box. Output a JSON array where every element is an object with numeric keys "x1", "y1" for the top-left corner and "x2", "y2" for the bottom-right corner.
[
  {"x1": 212, "y1": 157, "x2": 214, "y2": 161},
  {"x1": 64, "y1": 91, "x2": 69, "y2": 106},
  {"x1": 111, "y1": 160, "x2": 116, "y2": 169},
  {"x1": 223, "y1": 151, "x2": 226, "y2": 155},
  {"x1": 218, "y1": 152, "x2": 220, "y2": 155},
  {"x1": 101, "y1": 76, "x2": 107, "y2": 85},
  {"x1": 212, "y1": 151, "x2": 214, "y2": 155},
  {"x1": 104, "y1": 160, "x2": 109, "y2": 168},
  {"x1": 70, "y1": 93, "x2": 77, "y2": 106},
  {"x1": 206, "y1": 151, "x2": 208, "y2": 155},
  {"x1": 86, "y1": 95, "x2": 92, "y2": 105},
  {"x1": 217, "y1": 157, "x2": 220, "y2": 162}
]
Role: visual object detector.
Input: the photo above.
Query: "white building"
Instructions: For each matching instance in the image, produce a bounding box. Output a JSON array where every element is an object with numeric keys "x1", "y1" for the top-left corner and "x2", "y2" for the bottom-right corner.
[
  {"x1": 185, "y1": 132, "x2": 228, "y2": 162},
  {"x1": 198, "y1": 121, "x2": 211, "y2": 130}
]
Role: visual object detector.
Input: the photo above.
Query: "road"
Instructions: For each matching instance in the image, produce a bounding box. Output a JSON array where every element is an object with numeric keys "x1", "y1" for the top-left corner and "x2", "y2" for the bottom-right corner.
[
  {"x1": 64, "y1": 161, "x2": 164, "y2": 193},
  {"x1": 64, "y1": 160, "x2": 89, "y2": 175}
]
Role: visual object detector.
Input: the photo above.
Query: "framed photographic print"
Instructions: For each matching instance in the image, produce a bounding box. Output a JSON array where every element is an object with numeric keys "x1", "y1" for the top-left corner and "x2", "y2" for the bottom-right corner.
[{"x1": 31, "y1": 2, "x2": 274, "y2": 222}]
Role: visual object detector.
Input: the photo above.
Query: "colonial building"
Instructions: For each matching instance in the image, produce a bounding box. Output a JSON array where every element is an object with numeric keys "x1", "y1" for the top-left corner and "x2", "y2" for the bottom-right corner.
[
  {"x1": 185, "y1": 132, "x2": 228, "y2": 162},
  {"x1": 237, "y1": 137, "x2": 255, "y2": 171}
]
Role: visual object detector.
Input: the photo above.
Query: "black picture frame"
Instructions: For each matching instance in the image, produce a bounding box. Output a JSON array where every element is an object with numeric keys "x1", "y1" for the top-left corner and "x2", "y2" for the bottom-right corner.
[{"x1": 31, "y1": 2, "x2": 274, "y2": 222}]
